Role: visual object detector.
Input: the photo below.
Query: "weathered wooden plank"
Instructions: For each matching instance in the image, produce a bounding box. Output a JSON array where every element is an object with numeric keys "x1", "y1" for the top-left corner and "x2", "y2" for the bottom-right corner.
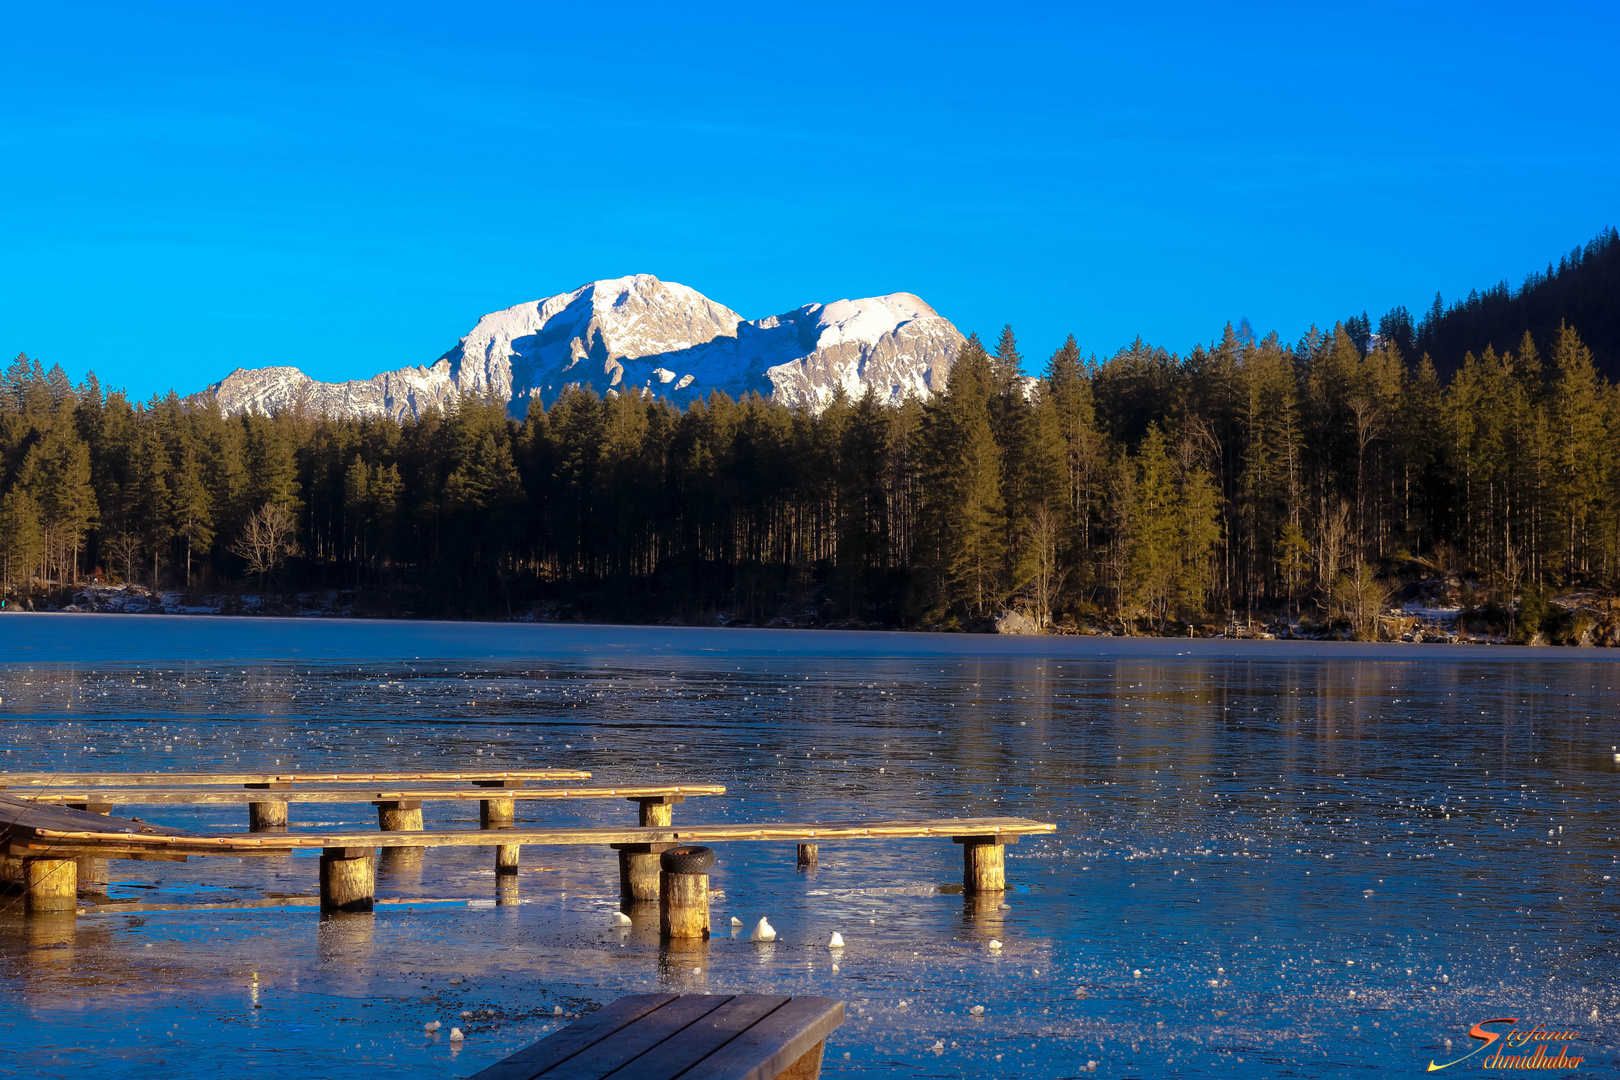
[
  {"x1": 467, "y1": 994, "x2": 679, "y2": 1080},
  {"x1": 619, "y1": 995, "x2": 790, "y2": 1080},
  {"x1": 0, "y1": 769, "x2": 590, "y2": 788},
  {"x1": 536, "y1": 995, "x2": 735, "y2": 1079},
  {"x1": 17, "y1": 784, "x2": 726, "y2": 805},
  {"x1": 6, "y1": 840, "x2": 203, "y2": 860},
  {"x1": 77, "y1": 895, "x2": 466, "y2": 914},
  {"x1": 683, "y1": 997, "x2": 845, "y2": 1080},
  {"x1": 0, "y1": 792, "x2": 192, "y2": 837},
  {"x1": 20, "y1": 816, "x2": 1057, "y2": 854}
]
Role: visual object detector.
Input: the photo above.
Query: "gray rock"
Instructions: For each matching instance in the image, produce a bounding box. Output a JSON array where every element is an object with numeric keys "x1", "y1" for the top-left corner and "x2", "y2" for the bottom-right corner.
[{"x1": 995, "y1": 610, "x2": 1043, "y2": 635}]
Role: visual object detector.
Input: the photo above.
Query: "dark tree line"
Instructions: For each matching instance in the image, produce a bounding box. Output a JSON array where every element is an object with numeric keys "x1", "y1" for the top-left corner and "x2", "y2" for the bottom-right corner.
[
  {"x1": 2, "y1": 308, "x2": 1618, "y2": 630},
  {"x1": 1362, "y1": 227, "x2": 1620, "y2": 382}
]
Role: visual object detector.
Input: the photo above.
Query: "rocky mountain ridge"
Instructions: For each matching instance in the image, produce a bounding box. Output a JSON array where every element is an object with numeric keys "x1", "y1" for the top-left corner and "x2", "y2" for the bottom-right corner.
[{"x1": 202, "y1": 275, "x2": 966, "y2": 419}]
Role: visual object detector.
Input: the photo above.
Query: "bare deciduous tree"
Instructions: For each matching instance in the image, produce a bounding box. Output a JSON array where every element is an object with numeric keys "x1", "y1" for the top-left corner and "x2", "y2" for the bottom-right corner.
[
  {"x1": 1316, "y1": 498, "x2": 1352, "y2": 613},
  {"x1": 1026, "y1": 503, "x2": 1068, "y2": 632},
  {"x1": 230, "y1": 503, "x2": 299, "y2": 593},
  {"x1": 104, "y1": 533, "x2": 142, "y2": 585}
]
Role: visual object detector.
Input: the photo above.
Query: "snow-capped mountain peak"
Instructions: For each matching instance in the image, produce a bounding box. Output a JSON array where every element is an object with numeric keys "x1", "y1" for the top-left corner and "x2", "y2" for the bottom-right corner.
[{"x1": 201, "y1": 275, "x2": 965, "y2": 419}]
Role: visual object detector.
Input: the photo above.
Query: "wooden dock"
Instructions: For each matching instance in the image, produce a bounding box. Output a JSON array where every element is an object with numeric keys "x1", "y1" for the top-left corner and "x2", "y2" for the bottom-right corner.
[
  {"x1": 0, "y1": 769, "x2": 593, "y2": 787},
  {"x1": 472, "y1": 994, "x2": 845, "y2": 1080},
  {"x1": 0, "y1": 769, "x2": 1056, "y2": 917}
]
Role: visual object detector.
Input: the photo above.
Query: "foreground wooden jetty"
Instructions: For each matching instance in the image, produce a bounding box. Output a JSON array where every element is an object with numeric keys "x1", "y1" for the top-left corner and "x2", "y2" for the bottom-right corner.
[
  {"x1": 472, "y1": 994, "x2": 845, "y2": 1080},
  {"x1": 0, "y1": 769, "x2": 1056, "y2": 922}
]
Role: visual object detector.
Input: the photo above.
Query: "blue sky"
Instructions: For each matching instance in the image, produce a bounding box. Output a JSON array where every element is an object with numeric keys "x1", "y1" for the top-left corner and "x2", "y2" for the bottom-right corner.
[{"x1": 2, "y1": 1, "x2": 1616, "y2": 399}]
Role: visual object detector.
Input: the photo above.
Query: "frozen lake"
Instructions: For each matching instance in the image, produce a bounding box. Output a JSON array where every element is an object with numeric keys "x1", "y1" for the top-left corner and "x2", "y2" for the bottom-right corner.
[{"x1": 1, "y1": 614, "x2": 1618, "y2": 1077}]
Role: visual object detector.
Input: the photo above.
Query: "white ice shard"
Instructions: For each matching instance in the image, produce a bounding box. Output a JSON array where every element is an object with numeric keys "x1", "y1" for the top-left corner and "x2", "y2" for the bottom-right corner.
[
  {"x1": 828, "y1": 932, "x2": 844, "y2": 948},
  {"x1": 751, "y1": 917, "x2": 777, "y2": 942}
]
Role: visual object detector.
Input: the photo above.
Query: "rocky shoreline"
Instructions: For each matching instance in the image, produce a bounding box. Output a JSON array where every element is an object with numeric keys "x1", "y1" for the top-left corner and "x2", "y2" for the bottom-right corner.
[{"x1": 11, "y1": 583, "x2": 1617, "y2": 648}]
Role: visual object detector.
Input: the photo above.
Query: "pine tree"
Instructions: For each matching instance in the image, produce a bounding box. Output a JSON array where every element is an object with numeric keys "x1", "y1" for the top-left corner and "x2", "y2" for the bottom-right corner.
[
  {"x1": 1037, "y1": 335, "x2": 1102, "y2": 598},
  {"x1": 1176, "y1": 446, "x2": 1222, "y2": 618},
  {"x1": 0, "y1": 489, "x2": 43, "y2": 589},
  {"x1": 20, "y1": 426, "x2": 99, "y2": 583},
  {"x1": 1127, "y1": 425, "x2": 1182, "y2": 628},
  {"x1": 343, "y1": 456, "x2": 370, "y2": 564},
  {"x1": 130, "y1": 423, "x2": 173, "y2": 585},
  {"x1": 989, "y1": 325, "x2": 1038, "y2": 592},
  {"x1": 1547, "y1": 322, "x2": 1604, "y2": 580},
  {"x1": 920, "y1": 335, "x2": 1005, "y2": 622},
  {"x1": 170, "y1": 441, "x2": 214, "y2": 587}
]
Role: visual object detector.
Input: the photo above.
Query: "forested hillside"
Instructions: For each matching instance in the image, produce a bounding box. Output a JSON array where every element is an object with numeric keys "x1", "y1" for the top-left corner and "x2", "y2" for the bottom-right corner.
[
  {"x1": 2, "y1": 302, "x2": 1617, "y2": 634},
  {"x1": 1361, "y1": 227, "x2": 1620, "y2": 382}
]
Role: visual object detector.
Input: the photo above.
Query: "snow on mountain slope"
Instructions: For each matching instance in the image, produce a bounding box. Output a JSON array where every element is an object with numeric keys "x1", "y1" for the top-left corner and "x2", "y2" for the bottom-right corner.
[{"x1": 201, "y1": 275, "x2": 966, "y2": 419}]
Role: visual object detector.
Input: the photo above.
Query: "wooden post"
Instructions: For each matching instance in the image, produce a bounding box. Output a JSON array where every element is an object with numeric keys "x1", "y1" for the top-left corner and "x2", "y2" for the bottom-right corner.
[
  {"x1": 68, "y1": 801, "x2": 112, "y2": 895},
  {"x1": 375, "y1": 799, "x2": 423, "y2": 833},
  {"x1": 613, "y1": 843, "x2": 672, "y2": 902},
  {"x1": 481, "y1": 794, "x2": 516, "y2": 874},
  {"x1": 248, "y1": 800, "x2": 289, "y2": 831},
  {"x1": 953, "y1": 834, "x2": 1013, "y2": 893},
  {"x1": 777, "y1": 1040, "x2": 828, "y2": 1080},
  {"x1": 632, "y1": 795, "x2": 683, "y2": 827},
  {"x1": 659, "y1": 874, "x2": 710, "y2": 941},
  {"x1": 246, "y1": 781, "x2": 291, "y2": 832},
  {"x1": 24, "y1": 858, "x2": 77, "y2": 914},
  {"x1": 0, "y1": 852, "x2": 23, "y2": 890},
  {"x1": 480, "y1": 797, "x2": 515, "y2": 829},
  {"x1": 797, "y1": 843, "x2": 818, "y2": 869},
  {"x1": 496, "y1": 843, "x2": 520, "y2": 875},
  {"x1": 319, "y1": 847, "x2": 375, "y2": 912}
]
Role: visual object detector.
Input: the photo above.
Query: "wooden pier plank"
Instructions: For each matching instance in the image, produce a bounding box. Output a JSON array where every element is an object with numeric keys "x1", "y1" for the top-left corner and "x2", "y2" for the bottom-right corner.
[
  {"x1": 0, "y1": 769, "x2": 590, "y2": 788},
  {"x1": 536, "y1": 994, "x2": 737, "y2": 1079},
  {"x1": 680, "y1": 996, "x2": 844, "y2": 1080},
  {"x1": 467, "y1": 994, "x2": 680, "y2": 1080},
  {"x1": 0, "y1": 792, "x2": 193, "y2": 838},
  {"x1": 612, "y1": 995, "x2": 791, "y2": 1080},
  {"x1": 476, "y1": 994, "x2": 845, "y2": 1080},
  {"x1": 16, "y1": 784, "x2": 726, "y2": 805},
  {"x1": 13, "y1": 815, "x2": 1055, "y2": 855}
]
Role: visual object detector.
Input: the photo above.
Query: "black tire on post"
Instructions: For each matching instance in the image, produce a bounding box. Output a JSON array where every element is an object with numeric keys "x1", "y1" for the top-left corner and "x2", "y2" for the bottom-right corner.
[{"x1": 660, "y1": 845, "x2": 716, "y2": 875}]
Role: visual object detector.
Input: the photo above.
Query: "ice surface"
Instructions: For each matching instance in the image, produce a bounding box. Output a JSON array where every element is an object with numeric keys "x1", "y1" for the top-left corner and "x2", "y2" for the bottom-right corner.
[{"x1": 2, "y1": 620, "x2": 1618, "y2": 1077}]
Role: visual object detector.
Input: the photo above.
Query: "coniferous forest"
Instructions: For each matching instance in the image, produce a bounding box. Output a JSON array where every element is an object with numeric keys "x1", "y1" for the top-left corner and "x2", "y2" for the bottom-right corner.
[{"x1": 3, "y1": 230, "x2": 1619, "y2": 639}]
